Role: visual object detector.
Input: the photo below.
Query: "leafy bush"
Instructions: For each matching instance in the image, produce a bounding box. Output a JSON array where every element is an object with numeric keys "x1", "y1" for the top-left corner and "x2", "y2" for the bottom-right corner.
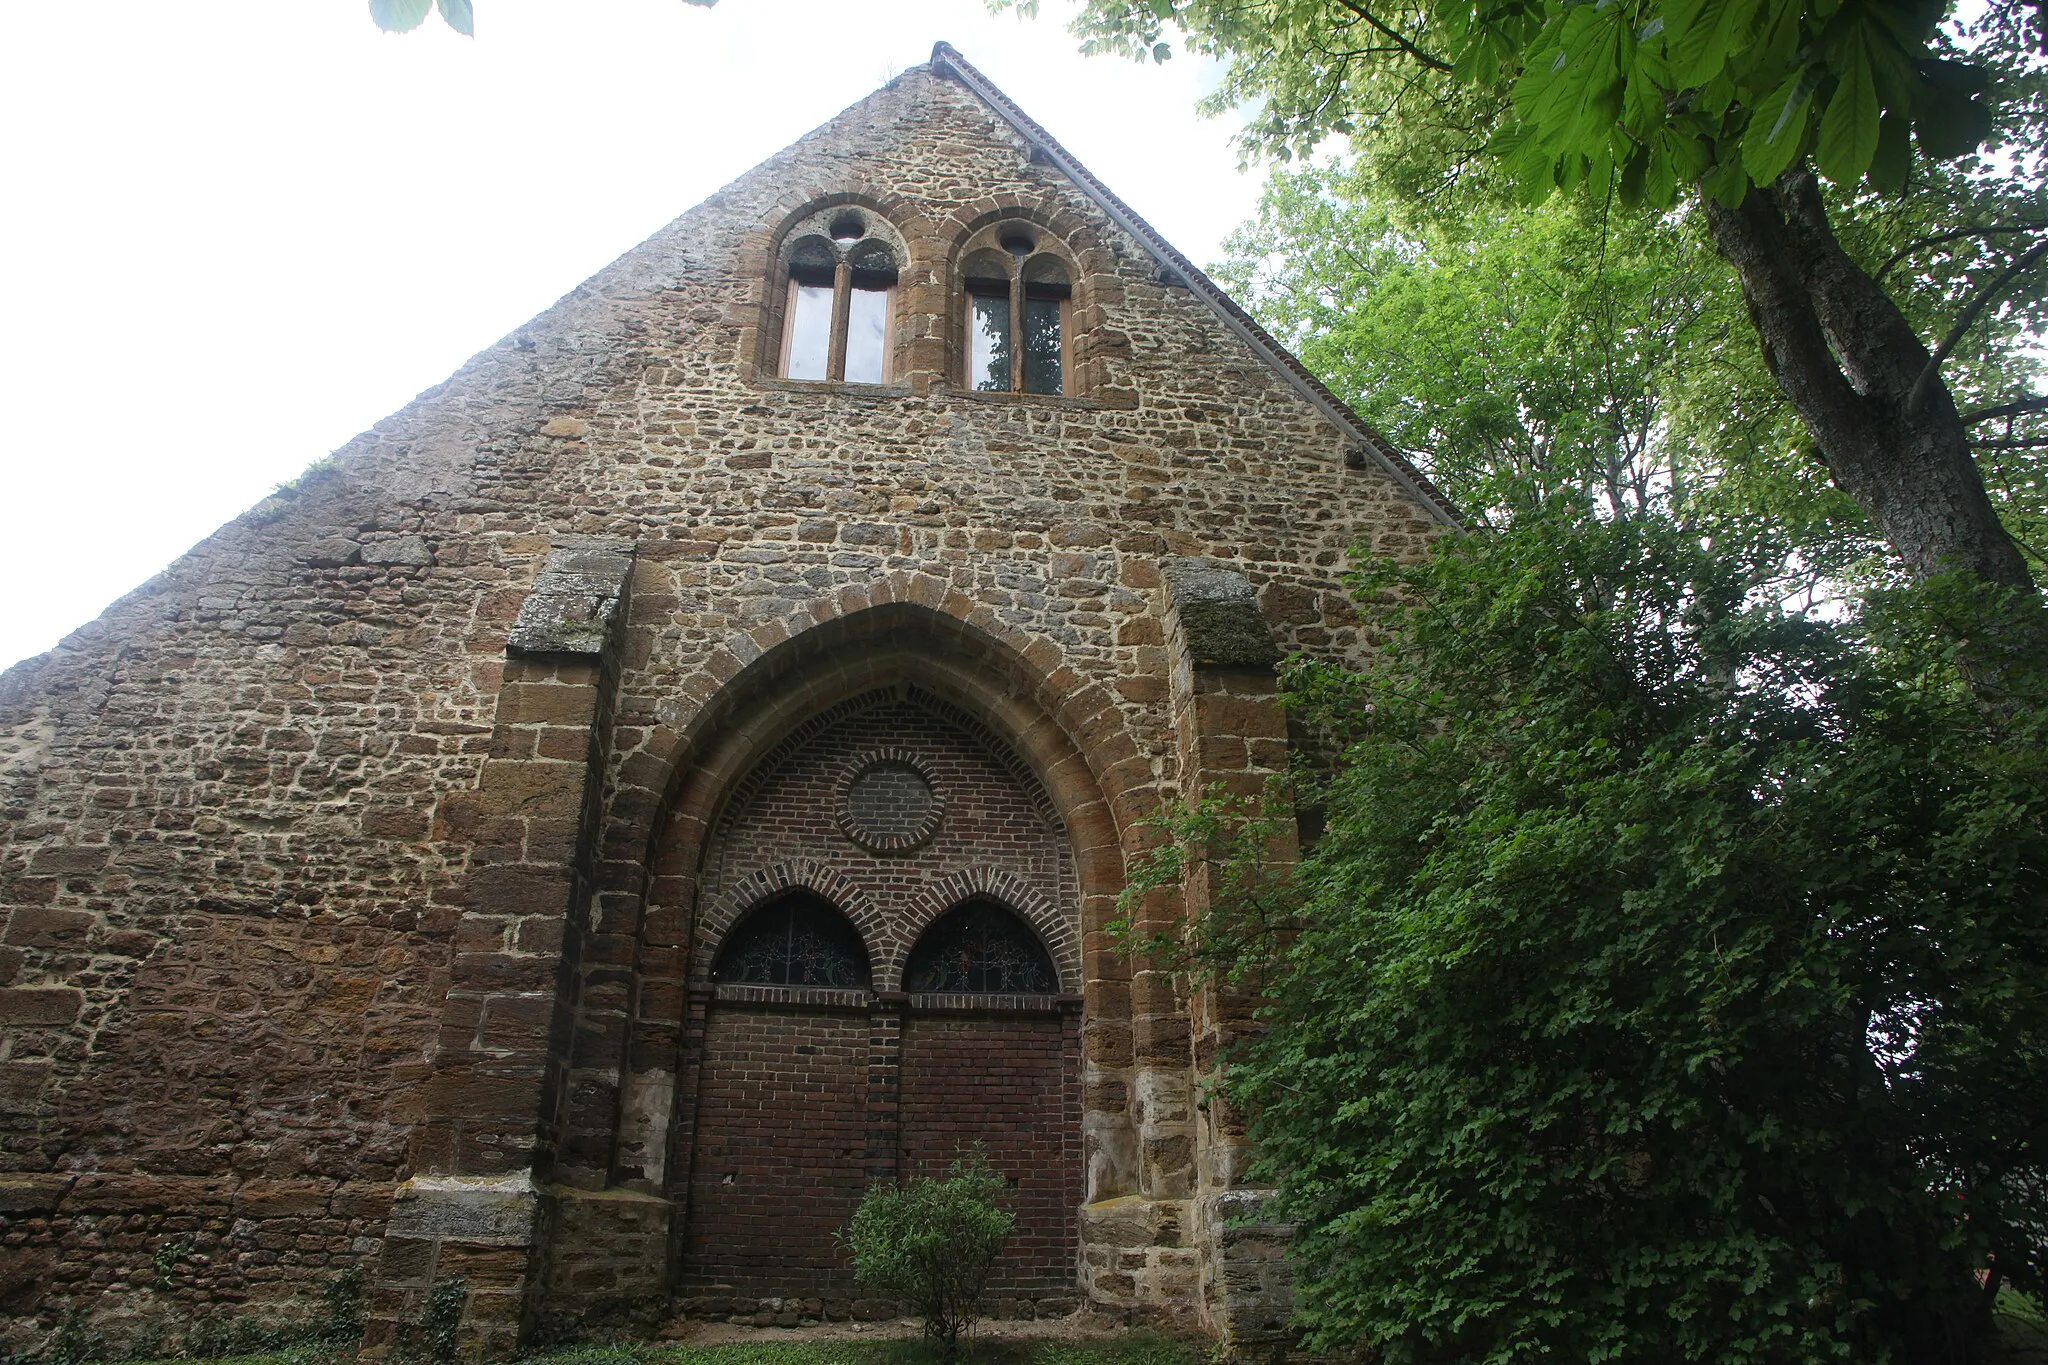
[
  {"x1": 1163, "y1": 500, "x2": 2048, "y2": 1364},
  {"x1": 840, "y1": 1150, "x2": 1015, "y2": 1350}
]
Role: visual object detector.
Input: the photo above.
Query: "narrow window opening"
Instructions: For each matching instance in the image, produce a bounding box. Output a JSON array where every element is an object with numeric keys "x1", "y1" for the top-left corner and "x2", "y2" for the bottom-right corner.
[
  {"x1": 784, "y1": 277, "x2": 834, "y2": 382},
  {"x1": 844, "y1": 240, "x2": 899, "y2": 385},
  {"x1": 1023, "y1": 289, "x2": 1065, "y2": 395},
  {"x1": 776, "y1": 217, "x2": 900, "y2": 386},
  {"x1": 960, "y1": 239, "x2": 1072, "y2": 396},
  {"x1": 967, "y1": 285, "x2": 1012, "y2": 392}
]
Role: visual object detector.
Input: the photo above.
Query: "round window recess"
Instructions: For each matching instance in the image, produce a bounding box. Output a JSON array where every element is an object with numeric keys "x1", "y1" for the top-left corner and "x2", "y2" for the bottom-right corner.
[
  {"x1": 829, "y1": 210, "x2": 867, "y2": 245},
  {"x1": 836, "y1": 753, "x2": 945, "y2": 855}
]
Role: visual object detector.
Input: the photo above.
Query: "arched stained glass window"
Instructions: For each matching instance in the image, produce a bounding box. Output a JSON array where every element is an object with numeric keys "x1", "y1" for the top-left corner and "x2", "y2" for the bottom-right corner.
[
  {"x1": 905, "y1": 900, "x2": 1057, "y2": 994},
  {"x1": 713, "y1": 892, "x2": 871, "y2": 988}
]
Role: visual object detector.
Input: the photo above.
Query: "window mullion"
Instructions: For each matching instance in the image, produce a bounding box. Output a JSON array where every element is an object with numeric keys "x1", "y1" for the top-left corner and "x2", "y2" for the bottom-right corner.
[
  {"x1": 1008, "y1": 266, "x2": 1024, "y2": 393},
  {"x1": 827, "y1": 258, "x2": 852, "y2": 383}
]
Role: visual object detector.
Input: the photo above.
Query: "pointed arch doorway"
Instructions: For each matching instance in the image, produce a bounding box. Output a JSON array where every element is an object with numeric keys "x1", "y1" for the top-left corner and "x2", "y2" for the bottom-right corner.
[{"x1": 671, "y1": 686, "x2": 1084, "y2": 1316}]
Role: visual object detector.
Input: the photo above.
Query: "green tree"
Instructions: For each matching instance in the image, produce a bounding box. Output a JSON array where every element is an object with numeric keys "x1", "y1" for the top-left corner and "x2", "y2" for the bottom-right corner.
[
  {"x1": 1213, "y1": 172, "x2": 1869, "y2": 552},
  {"x1": 1215, "y1": 156, "x2": 2048, "y2": 580},
  {"x1": 1163, "y1": 504, "x2": 2048, "y2": 1362},
  {"x1": 1015, "y1": 0, "x2": 2048, "y2": 597}
]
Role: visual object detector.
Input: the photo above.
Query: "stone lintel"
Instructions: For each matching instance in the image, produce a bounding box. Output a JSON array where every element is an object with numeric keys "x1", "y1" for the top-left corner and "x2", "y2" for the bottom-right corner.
[{"x1": 507, "y1": 538, "x2": 637, "y2": 658}]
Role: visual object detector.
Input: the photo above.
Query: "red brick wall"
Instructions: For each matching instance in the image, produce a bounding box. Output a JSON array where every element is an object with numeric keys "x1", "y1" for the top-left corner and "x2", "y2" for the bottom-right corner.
[
  {"x1": 701, "y1": 697, "x2": 1072, "y2": 980},
  {"x1": 900, "y1": 1011, "x2": 1079, "y2": 1296},
  {"x1": 679, "y1": 1004, "x2": 870, "y2": 1297}
]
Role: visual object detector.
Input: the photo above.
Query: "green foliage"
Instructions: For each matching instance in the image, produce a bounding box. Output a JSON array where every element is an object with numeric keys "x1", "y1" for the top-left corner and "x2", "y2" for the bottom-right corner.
[
  {"x1": 1155, "y1": 499, "x2": 2048, "y2": 1362},
  {"x1": 152, "y1": 1237, "x2": 197, "y2": 1288},
  {"x1": 418, "y1": 1277, "x2": 467, "y2": 1365},
  {"x1": 839, "y1": 1149, "x2": 1017, "y2": 1351},
  {"x1": 181, "y1": 1316, "x2": 278, "y2": 1360},
  {"x1": 1212, "y1": 142, "x2": 2048, "y2": 578},
  {"x1": 42, "y1": 1308, "x2": 100, "y2": 1365},
  {"x1": 1213, "y1": 171, "x2": 1874, "y2": 552},
  {"x1": 316, "y1": 1267, "x2": 365, "y2": 1346},
  {"x1": 1014, "y1": 0, "x2": 2014, "y2": 207}
]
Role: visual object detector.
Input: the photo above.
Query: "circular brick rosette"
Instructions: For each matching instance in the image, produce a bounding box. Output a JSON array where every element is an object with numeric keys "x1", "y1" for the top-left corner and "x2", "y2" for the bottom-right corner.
[{"x1": 835, "y1": 748, "x2": 945, "y2": 854}]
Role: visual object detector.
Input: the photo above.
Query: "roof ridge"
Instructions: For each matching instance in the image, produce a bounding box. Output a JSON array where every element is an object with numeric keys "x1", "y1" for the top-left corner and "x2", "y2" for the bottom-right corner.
[{"x1": 928, "y1": 41, "x2": 1464, "y2": 529}]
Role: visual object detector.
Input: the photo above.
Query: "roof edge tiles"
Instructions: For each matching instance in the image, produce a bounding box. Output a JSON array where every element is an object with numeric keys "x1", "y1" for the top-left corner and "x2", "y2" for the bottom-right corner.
[{"x1": 929, "y1": 40, "x2": 1465, "y2": 529}]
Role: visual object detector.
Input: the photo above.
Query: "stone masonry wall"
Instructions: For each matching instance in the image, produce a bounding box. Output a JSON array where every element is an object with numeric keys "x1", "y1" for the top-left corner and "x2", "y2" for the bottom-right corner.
[{"x1": 1, "y1": 52, "x2": 1449, "y2": 1356}]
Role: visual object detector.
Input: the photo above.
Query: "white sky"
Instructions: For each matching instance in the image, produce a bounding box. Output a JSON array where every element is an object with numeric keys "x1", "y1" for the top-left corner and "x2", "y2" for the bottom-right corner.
[{"x1": 0, "y1": 2, "x2": 1262, "y2": 671}]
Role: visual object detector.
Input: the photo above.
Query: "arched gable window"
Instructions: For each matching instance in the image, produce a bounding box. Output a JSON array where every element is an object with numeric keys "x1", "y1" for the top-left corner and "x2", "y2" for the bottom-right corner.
[
  {"x1": 961, "y1": 225, "x2": 1072, "y2": 396},
  {"x1": 905, "y1": 899, "x2": 1057, "y2": 994},
  {"x1": 712, "y1": 892, "x2": 872, "y2": 988},
  {"x1": 775, "y1": 208, "x2": 902, "y2": 386}
]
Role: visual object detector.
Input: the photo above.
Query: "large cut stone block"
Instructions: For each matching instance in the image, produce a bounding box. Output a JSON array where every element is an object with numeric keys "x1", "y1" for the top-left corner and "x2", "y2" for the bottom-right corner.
[
  {"x1": 507, "y1": 539, "x2": 636, "y2": 657},
  {"x1": 386, "y1": 1173, "x2": 543, "y2": 1246}
]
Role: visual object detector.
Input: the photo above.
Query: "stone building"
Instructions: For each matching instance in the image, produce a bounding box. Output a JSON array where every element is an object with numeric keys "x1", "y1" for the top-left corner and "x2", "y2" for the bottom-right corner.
[{"x1": 0, "y1": 44, "x2": 1456, "y2": 1358}]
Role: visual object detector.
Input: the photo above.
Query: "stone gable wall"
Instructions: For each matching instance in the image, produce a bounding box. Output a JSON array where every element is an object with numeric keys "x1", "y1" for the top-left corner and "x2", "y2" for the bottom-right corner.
[{"x1": 0, "y1": 59, "x2": 1446, "y2": 1355}]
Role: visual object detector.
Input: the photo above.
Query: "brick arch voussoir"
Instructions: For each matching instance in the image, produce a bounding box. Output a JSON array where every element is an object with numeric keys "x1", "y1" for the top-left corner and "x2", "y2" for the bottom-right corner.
[
  {"x1": 605, "y1": 589, "x2": 1148, "y2": 959},
  {"x1": 889, "y1": 867, "x2": 1079, "y2": 995},
  {"x1": 692, "y1": 857, "x2": 886, "y2": 985}
]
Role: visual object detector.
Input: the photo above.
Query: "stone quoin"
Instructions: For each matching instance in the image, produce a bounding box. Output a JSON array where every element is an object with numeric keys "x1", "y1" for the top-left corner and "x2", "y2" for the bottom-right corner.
[{"x1": 0, "y1": 44, "x2": 1458, "y2": 1359}]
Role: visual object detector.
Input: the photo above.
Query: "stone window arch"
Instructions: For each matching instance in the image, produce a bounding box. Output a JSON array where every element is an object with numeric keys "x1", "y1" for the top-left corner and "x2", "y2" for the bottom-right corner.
[
  {"x1": 904, "y1": 898, "x2": 1058, "y2": 995},
  {"x1": 958, "y1": 222, "x2": 1076, "y2": 395},
  {"x1": 711, "y1": 890, "x2": 872, "y2": 989},
  {"x1": 771, "y1": 205, "x2": 907, "y2": 386}
]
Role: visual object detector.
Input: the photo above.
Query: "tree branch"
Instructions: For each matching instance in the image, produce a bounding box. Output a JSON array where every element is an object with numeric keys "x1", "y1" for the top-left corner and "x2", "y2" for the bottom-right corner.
[
  {"x1": 1907, "y1": 237, "x2": 2048, "y2": 415},
  {"x1": 1970, "y1": 436, "x2": 2048, "y2": 451},
  {"x1": 1330, "y1": 0, "x2": 1454, "y2": 71},
  {"x1": 1961, "y1": 395, "x2": 2048, "y2": 427},
  {"x1": 1876, "y1": 221, "x2": 2048, "y2": 282}
]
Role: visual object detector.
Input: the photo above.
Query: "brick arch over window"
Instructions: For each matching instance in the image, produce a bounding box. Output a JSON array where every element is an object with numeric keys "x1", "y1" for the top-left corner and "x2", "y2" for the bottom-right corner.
[
  {"x1": 708, "y1": 684, "x2": 1064, "y2": 848},
  {"x1": 598, "y1": 572, "x2": 1151, "y2": 896},
  {"x1": 693, "y1": 858, "x2": 884, "y2": 986},
  {"x1": 891, "y1": 868, "x2": 1078, "y2": 994}
]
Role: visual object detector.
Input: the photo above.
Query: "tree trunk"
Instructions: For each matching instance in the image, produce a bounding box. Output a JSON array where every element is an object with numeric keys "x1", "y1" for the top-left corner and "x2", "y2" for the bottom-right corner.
[{"x1": 1702, "y1": 166, "x2": 2037, "y2": 592}]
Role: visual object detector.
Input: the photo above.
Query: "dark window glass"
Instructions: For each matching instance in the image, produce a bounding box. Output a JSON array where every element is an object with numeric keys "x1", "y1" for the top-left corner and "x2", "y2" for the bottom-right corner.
[
  {"x1": 968, "y1": 290, "x2": 1011, "y2": 392},
  {"x1": 713, "y1": 893, "x2": 870, "y2": 988},
  {"x1": 905, "y1": 901, "x2": 1056, "y2": 994},
  {"x1": 1023, "y1": 293, "x2": 1062, "y2": 395}
]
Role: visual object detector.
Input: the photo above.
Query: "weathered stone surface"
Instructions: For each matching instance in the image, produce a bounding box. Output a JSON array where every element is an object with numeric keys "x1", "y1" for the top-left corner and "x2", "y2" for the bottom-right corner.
[
  {"x1": 385, "y1": 1175, "x2": 541, "y2": 1245},
  {"x1": 360, "y1": 535, "x2": 433, "y2": 567},
  {"x1": 506, "y1": 539, "x2": 636, "y2": 657},
  {"x1": 0, "y1": 47, "x2": 1457, "y2": 1360},
  {"x1": 1164, "y1": 559, "x2": 1281, "y2": 669}
]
